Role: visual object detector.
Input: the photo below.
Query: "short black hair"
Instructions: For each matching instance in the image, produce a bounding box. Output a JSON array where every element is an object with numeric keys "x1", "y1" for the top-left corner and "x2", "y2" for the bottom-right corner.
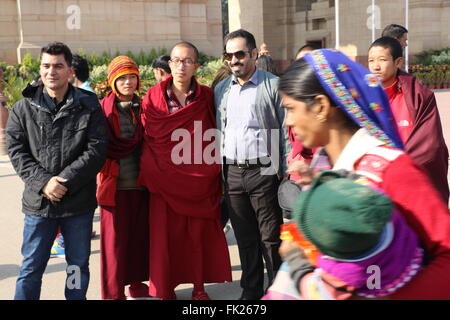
[
  {"x1": 152, "y1": 55, "x2": 171, "y2": 74},
  {"x1": 171, "y1": 41, "x2": 199, "y2": 62},
  {"x1": 295, "y1": 43, "x2": 320, "y2": 59},
  {"x1": 369, "y1": 36, "x2": 404, "y2": 62},
  {"x1": 224, "y1": 29, "x2": 257, "y2": 52},
  {"x1": 381, "y1": 24, "x2": 408, "y2": 40},
  {"x1": 40, "y1": 42, "x2": 73, "y2": 66},
  {"x1": 72, "y1": 54, "x2": 89, "y2": 82}
]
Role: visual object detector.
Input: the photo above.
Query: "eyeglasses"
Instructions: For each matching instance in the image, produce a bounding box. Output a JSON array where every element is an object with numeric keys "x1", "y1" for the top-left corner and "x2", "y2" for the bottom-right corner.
[
  {"x1": 223, "y1": 50, "x2": 251, "y2": 61},
  {"x1": 170, "y1": 58, "x2": 196, "y2": 66}
]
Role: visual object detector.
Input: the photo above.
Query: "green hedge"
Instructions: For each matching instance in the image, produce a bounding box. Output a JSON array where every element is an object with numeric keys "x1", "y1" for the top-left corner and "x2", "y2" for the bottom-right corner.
[
  {"x1": 408, "y1": 48, "x2": 450, "y2": 88},
  {"x1": 413, "y1": 48, "x2": 450, "y2": 66}
]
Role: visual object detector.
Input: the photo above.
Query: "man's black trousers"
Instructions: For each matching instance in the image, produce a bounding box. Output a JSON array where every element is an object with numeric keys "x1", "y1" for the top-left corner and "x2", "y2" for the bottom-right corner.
[{"x1": 224, "y1": 164, "x2": 284, "y2": 299}]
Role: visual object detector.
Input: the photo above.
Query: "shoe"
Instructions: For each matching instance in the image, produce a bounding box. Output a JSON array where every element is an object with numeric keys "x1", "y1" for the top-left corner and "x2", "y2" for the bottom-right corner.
[
  {"x1": 127, "y1": 283, "x2": 152, "y2": 300},
  {"x1": 192, "y1": 290, "x2": 211, "y2": 300},
  {"x1": 50, "y1": 240, "x2": 65, "y2": 258}
]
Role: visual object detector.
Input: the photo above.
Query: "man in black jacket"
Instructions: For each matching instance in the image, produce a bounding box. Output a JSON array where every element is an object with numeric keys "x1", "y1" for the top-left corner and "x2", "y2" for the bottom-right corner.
[{"x1": 6, "y1": 42, "x2": 108, "y2": 300}]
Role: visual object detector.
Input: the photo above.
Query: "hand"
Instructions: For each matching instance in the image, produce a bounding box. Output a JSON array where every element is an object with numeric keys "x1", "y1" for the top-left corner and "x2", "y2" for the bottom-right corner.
[
  {"x1": 279, "y1": 239, "x2": 302, "y2": 259},
  {"x1": 286, "y1": 160, "x2": 315, "y2": 185},
  {"x1": 280, "y1": 239, "x2": 315, "y2": 286},
  {"x1": 42, "y1": 176, "x2": 68, "y2": 202}
]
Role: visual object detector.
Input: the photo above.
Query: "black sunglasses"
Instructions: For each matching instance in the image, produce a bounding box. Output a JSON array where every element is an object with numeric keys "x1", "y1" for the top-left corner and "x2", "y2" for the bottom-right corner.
[{"x1": 223, "y1": 50, "x2": 251, "y2": 61}]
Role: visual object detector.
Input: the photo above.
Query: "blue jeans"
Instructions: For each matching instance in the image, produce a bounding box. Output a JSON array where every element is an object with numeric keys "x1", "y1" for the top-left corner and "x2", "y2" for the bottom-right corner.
[{"x1": 14, "y1": 211, "x2": 94, "y2": 300}]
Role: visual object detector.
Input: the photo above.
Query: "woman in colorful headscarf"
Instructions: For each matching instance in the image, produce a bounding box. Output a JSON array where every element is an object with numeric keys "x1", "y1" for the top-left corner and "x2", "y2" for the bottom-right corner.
[
  {"x1": 96, "y1": 56, "x2": 150, "y2": 300},
  {"x1": 276, "y1": 49, "x2": 450, "y2": 299}
]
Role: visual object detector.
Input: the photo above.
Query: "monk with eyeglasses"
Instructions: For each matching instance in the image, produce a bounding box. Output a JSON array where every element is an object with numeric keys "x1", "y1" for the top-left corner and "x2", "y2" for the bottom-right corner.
[{"x1": 138, "y1": 41, "x2": 232, "y2": 300}]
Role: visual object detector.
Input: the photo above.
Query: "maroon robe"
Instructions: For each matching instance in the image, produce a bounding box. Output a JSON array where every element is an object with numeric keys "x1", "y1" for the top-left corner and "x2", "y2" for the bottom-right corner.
[
  {"x1": 398, "y1": 70, "x2": 449, "y2": 202},
  {"x1": 139, "y1": 75, "x2": 232, "y2": 299}
]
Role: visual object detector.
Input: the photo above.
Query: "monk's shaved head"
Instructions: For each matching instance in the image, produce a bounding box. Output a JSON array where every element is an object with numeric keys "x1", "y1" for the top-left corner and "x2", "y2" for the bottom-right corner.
[{"x1": 171, "y1": 41, "x2": 199, "y2": 62}]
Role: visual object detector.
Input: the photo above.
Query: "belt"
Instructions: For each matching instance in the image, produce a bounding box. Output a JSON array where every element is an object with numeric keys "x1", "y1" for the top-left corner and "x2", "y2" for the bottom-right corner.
[{"x1": 225, "y1": 157, "x2": 271, "y2": 169}]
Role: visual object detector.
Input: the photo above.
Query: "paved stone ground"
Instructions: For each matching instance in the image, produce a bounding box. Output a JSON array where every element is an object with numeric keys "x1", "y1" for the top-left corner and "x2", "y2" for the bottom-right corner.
[
  {"x1": 0, "y1": 155, "x2": 245, "y2": 300},
  {"x1": 435, "y1": 90, "x2": 450, "y2": 149},
  {"x1": 1, "y1": 89, "x2": 449, "y2": 300},
  {"x1": 435, "y1": 90, "x2": 450, "y2": 189}
]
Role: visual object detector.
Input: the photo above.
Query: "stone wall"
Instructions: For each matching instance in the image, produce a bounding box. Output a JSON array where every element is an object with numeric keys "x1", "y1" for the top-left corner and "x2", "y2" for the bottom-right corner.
[
  {"x1": 228, "y1": 0, "x2": 450, "y2": 70},
  {"x1": 0, "y1": 0, "x2": 21, "y2": 63},
  {"x1": 0, "y1": 0, "x2": 223, "y2": 64}
]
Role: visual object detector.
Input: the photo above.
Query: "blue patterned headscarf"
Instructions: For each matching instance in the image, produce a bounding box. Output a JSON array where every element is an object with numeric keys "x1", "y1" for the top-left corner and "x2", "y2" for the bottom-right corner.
[{"x1": 303, "y1": 49, "x2": 404, "y2": 149}]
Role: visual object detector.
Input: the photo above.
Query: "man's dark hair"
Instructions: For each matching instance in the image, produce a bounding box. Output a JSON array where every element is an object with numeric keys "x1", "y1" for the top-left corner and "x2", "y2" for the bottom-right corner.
[
  {"x1": 224, "y1": 29, "x2": 257, "y2": 52},
  {"x1": 40, "y1": 42, "x2": 73, "y2": 66},
  {"x1": 72, "y1": 54, "x2": 89, "y2": 82},
  {"x1": 295, "y1": 43, "x2": 320, "y2": 58},
  {"x1": 381, "y1": 24, "x2": 408, "y2": 40},
  {"x1": 369, "y1": 36, "x2": 404, "y2": 62},
  {"x1": 172, "y1": 41, "x2": 199, "y2": 62},
  {"x1": 152, "y1": 55, "x2": 171, "y2": 74}
]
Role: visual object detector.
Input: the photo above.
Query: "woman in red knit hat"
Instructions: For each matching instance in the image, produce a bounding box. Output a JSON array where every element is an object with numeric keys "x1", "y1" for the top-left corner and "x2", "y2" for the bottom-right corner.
[{"x1": 97, "y1": 56, "x2": 150, "y2": 300}]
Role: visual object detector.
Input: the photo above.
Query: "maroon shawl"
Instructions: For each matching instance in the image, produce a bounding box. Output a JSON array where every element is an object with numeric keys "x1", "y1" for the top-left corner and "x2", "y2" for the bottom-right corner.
[
  {"x1": 398, "y1": 70, "x2": 449, "y2": 201},
  {"x1": 96, "y1": 92, "x2": 143, "y2": 206},
  {"x1": 138, "y1": 76, "x2": 221, "y2": 219},
  {"x1": 101, "y1": 92, "x2": 143, "y2": 160}
]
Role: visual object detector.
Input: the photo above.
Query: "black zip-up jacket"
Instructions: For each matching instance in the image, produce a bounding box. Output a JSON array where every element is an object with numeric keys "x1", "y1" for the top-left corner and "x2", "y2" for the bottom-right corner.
[{"x1": 6, "y1": 82, "x2": 108, "y2": 218}]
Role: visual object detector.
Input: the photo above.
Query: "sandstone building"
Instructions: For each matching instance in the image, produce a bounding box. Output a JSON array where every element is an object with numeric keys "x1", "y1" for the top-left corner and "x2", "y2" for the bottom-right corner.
[
  {"x1": 0, "y1": 0, "x2": 222, "y2": 64},
  {"x1": 229, "y1": 0, "x2": 450, "y2": 69},
  {"x1": 1, "y1": 0, "x2": 450, "y2": 67}
]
